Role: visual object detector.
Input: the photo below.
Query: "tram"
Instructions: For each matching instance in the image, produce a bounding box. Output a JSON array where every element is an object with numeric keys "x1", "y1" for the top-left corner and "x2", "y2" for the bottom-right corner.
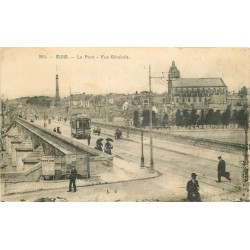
[{"x1": 70, "y1": 114, "x2": 91, "y2": 139}]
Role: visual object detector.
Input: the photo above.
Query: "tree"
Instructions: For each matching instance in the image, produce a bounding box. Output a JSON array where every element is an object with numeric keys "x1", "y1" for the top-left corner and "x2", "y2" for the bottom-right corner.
[
  {"x1": 152, "y1": 111, "x2": 157, "y2": 126},
  {"x1": 198, "y1": 109, "x2": 205, "y2": 128},
  {"x1": 206, "y1": 109, "x2": 214, "y2": 127},
  {"x1": 238, "y1": 108, "x2": 249, "y2": 128},
  {"x1": 190, "y1": 109, "x2": 198, "y2": 128},
  {"x1": 183, "y1": 110, "x2": 191, "y2": 128},
  {"x1": 222, "y1": 106, "x2": 230, "y2": 127},
  {"x1": 238, "y1": 86, "x2": 247, "y2": 96},
  {"x1": 133, "y1": 111, "x2": 139, "y2": 127},
  {"x1": 214, "y1": 110, "x2": 222, "y2": 127},
  {"x1": 26, "y1": 96, "x2": 52, "y2": 107},
  {"x1": 162, "y1": 113, "x2": 169, "y2": 127},
  {"x1": 231, "y1": 109, "x2": 238, "y2": 127},
  {"x1": 175, "y1": 109, "x2": 183, "y2": 127},
  {"x1": 142, "y1": 109, "x2": 156, "y2": 127}
]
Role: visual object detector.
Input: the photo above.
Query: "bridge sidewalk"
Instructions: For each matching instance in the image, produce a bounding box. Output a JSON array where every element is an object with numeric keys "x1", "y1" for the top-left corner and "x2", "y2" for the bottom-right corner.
[{"x1": 1, "y1": 157, "x2": 158, "y2": 197}]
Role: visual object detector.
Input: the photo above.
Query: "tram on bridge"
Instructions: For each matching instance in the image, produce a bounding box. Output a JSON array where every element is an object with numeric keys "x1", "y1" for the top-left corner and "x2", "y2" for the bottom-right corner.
[{"x1": 70, "y1": 114, "x2": 91, "y2": 139}]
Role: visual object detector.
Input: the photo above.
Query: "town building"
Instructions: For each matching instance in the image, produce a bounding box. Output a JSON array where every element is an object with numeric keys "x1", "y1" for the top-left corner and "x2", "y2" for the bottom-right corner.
[{"x1": 167, "y1": 61, "x2": 228, "y2": 111}]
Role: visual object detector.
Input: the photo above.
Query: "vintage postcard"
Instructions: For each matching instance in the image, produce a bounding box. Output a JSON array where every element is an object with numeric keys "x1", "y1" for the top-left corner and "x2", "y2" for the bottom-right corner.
[{"x1": 0, "y1": 47, "x2": 249, "y2": 202}]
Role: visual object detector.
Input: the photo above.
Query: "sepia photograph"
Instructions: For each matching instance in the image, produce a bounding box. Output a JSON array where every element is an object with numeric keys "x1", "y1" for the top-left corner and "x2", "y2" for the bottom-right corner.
[
  {"x1": 1, "y1": 1, "x2": 250, "y2": 250},
  {"x1": 0, "y1": 47, "x2": 249, "y2": 202}
]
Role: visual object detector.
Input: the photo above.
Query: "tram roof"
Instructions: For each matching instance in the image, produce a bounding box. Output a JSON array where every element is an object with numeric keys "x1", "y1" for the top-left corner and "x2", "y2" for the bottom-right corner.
[{"x1": 71, "y1": 114, "x2": 90, "y2": 119}]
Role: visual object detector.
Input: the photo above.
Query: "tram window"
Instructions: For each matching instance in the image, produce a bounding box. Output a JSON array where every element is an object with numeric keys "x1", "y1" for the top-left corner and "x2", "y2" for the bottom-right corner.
[
  {"x1": 71, "y1": 121, "x2": 76, "y2": 128},
  {"x1": 77, "y1": 120, "x2": 90, "y2": 128}
]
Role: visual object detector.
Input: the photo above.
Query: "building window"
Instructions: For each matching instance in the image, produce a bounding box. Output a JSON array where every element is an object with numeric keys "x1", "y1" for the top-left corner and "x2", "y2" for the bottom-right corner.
[
  {"x1": 194, "y1": 97, "x2": 196, "y2": 102},
  {"x1": 188, "y1": 97, "x2": 190, "y2": 102},
  {"x1": 143, "y1": 99, "x2": 149, "y2": 107},
  {"x1": 85, "y1": 101, "x2": 89, "y2": 108},
  {"x1": 199, "y1": 97, "x2": 201, "y2": 102}
]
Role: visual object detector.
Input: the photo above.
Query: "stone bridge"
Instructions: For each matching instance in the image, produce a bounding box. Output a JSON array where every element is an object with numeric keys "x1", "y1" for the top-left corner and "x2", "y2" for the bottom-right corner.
[{"x1": 1, "y1": 117, "x2": 113, "y2": 183}]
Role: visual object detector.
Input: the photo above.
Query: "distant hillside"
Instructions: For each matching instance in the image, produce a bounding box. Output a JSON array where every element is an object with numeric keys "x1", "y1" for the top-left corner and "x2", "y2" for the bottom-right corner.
[{"x1": 24, "y1": 96, "x2": 54, "y2": 107}]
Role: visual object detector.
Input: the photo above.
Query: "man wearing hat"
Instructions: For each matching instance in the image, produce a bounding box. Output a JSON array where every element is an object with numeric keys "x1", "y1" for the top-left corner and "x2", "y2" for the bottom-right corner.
[
  {"x1": 186, "y1": 173, "x2": 201, "y2": 202},
  {"x1": 67, "y1": 163, "x2": 77, "y2": 192},
  {"x1": 217, "y1": 156, "x2": 231, "y2": 182}
]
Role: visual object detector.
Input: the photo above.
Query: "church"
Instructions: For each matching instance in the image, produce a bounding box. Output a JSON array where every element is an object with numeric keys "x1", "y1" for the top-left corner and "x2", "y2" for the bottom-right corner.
[{"x1": 167, "y1": 61, "x2": 228, "y2": 110}]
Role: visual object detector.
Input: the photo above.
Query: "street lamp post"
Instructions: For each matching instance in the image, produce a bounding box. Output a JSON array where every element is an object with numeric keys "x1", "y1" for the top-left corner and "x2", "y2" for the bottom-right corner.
[
  {"x1": 140, "y1": 129, "x2": 144, "y2": 168},
  {"x1": 242, "y1": 111, "x2": 249, "y2": 193},
  {"x1": 149, "y1": 65, "x2": 154, "y2": 172}
]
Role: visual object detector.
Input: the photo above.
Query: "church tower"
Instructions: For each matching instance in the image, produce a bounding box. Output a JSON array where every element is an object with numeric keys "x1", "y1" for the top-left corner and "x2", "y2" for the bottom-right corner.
[
  {"x1": 168, "y1": 61, "x2": 180, "y2": 101},
  {"x1": 168, "y1": 61, "x2": 180, "y2": 79},
  {"x1": 55, "y1": 74, "x2": 61, "y2": 106}
]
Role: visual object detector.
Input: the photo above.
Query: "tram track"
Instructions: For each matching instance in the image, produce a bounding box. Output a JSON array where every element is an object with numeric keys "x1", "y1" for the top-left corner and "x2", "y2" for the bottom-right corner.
[
  {"x1": 52, "y1": 120, "x2": 242, "y2": 169},
  {"x1": 47, "y1": 120, "x2": 242, "y2": 193},
  {"x1": 112, "y1": 146, "x2": 240, "y2": 193}
]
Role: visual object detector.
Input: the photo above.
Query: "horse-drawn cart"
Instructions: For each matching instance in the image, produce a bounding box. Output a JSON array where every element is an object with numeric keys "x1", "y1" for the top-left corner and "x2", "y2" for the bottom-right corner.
[{"x1": 93, "y1": 126, "x2": 101, "y2": 136}]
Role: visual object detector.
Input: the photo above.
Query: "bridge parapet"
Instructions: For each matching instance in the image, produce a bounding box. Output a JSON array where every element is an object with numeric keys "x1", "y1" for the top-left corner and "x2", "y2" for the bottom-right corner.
[{"x1": 1, "y1": 117, "x2": 113, "y2": 182}]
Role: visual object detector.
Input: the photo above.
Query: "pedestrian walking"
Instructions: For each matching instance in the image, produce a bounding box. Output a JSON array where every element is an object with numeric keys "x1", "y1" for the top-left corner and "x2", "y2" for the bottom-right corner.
[
  {"x1": 87, "y1": 132, "x2": 91, "y2": 146},
  {"x1": 217, "y1": 156, "x2": 231, "y2": 182},
  {"x1": 104, "y1": 141, "x2": 113, "y2": 155},
  {"x1": 97, "y1": 126, "x2": 101, "y2": 136},
  {"x1": 95, "y1": 142, "x2": 103, "y2": 151},
  {"x1": 115, "y1": 129, "x2": 122, "y2": 139},
  {"x1": 57, "y1": 127, "x2": 61, "y2": 134},
  {"x1": 67, "y1": 164, "x2": 77, "y2": 192},
  {"x1": 186, "y1": 173, "x2": 201, "y2": 202}
]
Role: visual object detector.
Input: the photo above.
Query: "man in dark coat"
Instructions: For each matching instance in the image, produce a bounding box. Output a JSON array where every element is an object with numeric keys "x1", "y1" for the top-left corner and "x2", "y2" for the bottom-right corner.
[
  {"x1": 217, "y1": 156, "x2": 231, "y2": 182},
  {"x1": 87, "y1": 132, "x2": 91, "y2": 146},
  {"x1": 186, "y1": 173, "x2": 201, "y2": 202},
  {"x1": 67, "y1": 164, "x2": 77, "y2": 192}
]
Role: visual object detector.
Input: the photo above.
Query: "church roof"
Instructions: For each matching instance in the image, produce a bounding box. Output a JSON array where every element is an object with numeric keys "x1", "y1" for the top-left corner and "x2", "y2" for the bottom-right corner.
[{"x1": 172, "y1": 78, "x2": 227, "y2": 88}]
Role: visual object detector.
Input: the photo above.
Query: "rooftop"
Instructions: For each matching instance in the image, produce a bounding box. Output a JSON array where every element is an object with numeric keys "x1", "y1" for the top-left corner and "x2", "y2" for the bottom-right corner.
[{"x1": 172, "y1": 78, "x2": 227, "y2": 88}]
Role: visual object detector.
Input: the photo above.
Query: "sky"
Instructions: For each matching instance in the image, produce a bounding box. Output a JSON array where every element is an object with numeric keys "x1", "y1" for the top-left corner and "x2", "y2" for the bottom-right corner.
[{"x1": 0, "y1": 48, "x2": 249, "y2": 99}]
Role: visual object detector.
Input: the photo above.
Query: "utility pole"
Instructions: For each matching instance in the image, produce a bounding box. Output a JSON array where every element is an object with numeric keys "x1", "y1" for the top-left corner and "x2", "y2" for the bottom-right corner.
[
  {"x1": 44, "y1": 98, "x2": 47, "y2": 128},
  {"x1": 106, "y1": 95, "x2": 108, "y2": 123},
  {"x1": 126, "y1": 109, "x2": 129, "y2": 138},
  {"x1": 149, "y1": 65, "x2": 154, "y2": 172},
  {"x1": 147, "y1": 66, "x2": 168, "y2": 173},
  {"x1": 69, "y1": 86, "x2": 72, "y2": 117}
]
